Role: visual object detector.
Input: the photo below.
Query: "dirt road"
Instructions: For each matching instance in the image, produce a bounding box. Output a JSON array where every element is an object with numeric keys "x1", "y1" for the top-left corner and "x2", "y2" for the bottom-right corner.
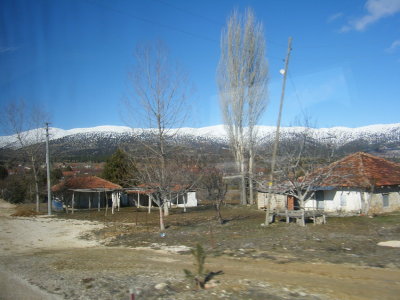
[{"x1": 1, "y1": 201, "x2": 400, "y2": 299}]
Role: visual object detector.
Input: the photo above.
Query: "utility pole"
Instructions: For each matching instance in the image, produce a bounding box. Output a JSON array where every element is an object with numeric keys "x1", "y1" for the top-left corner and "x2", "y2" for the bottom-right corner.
[
  {"x1": 45, "y1": 122, "x2": 52, "y2": 216},
  {"x1": 264, "y1": 37, "x2": 292, "y2": 226}
]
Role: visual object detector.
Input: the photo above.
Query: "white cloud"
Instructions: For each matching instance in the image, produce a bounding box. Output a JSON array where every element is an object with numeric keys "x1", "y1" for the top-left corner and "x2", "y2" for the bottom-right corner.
[
  {"x1": 341, "y1": 0, "x2": 400, "y2": 32},
  {"x1": 327, "y1": 12, "x2": 344, "y2": 23},
  {"x1": 386, "y1": 39, "x2": 400, "y2": 52},
  {"x1": 339, "y1": 25, "x2": 352, "y2": 33},
  {"x1": 0, "y1": 46, "x2": 18, "y2": 53}
]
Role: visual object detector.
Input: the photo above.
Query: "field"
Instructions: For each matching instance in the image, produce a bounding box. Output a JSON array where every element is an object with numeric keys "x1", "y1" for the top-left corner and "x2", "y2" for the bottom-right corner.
[
  {"x1": 58, "y1": 204, "x2": 400, "y2": 269},
  {"x1": 1, "y1": 201, "x2": 400, "y2": 299}
]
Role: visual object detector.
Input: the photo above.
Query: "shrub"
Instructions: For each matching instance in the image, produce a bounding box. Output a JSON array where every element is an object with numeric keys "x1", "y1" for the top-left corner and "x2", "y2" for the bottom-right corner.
[{"x1": 183, "y1": 244, "x2": 223, "y2": 289}]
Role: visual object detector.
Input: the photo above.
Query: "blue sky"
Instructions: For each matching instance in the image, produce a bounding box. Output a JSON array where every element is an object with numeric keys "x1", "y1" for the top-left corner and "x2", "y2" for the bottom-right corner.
[{"x1": 1, "y1": 0, "x2": 399, "y2": 132}]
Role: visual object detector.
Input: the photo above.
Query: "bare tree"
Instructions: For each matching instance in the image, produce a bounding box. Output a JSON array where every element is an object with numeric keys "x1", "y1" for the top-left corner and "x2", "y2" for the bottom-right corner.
[
  {"x1": 200, "y1": 167, "x2": 227, "y2": 224},
  {"x1": 217, "y1": 8, "x2": 269, "y2": 205},
  {"x1": 1, "y1": 99, "x2": 48, "y2": 212},
  {"x1": 125, "y1": 41, "x2": 192, "y2": 231},
  {"x1": 258, "y1": 124, "x2": 338, "y2": 226}
]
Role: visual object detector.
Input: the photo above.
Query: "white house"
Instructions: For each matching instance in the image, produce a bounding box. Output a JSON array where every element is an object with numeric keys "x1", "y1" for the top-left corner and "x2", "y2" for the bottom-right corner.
[
  {"x1": 304, "y1": 152, "x2": 400, "y2": 214},
  {"x1": 258, "y1": 152, "x2": 400, "y2": 215},
  {"x1": 171, "y1": 190, "x2": 197, "y2": 208},
  {"x1": 125, "y1": 184, "x2": 197, "y2": 209}
]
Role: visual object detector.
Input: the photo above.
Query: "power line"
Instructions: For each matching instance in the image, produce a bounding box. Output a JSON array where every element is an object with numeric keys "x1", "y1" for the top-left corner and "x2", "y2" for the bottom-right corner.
[
  {"x1": 288, "y1": 71, "x2": 306, "y2": 117},
  {"x1": 84, "y1": 1, "x2": 293, "y2": 63},
  {"x1": 84, "y1": 0, "x2": 218, "y2": 43},
  {"x1": 151, "y1": 0, "x2": 223, "y2": 26},
  {"x1": 151, "y1": 0, "x2": 293, "y2": 50}
]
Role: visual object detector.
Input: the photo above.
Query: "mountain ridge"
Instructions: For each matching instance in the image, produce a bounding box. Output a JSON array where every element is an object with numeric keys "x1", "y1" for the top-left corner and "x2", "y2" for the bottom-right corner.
[
  {"x1": 1, "y1": 123, "x2": 400, "y2": 148},
  {"x1": 1, "y1": 123, "x2": 399, "y2": 162}
]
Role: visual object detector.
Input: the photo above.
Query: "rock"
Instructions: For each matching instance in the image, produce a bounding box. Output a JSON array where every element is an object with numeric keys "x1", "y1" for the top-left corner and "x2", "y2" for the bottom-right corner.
[
  {"x1": 81, "y1": 277, "x2": 94, "y2": 284},
  {"x1": 377, "y1": 240, "x2": 400, "y2": 248},
  {"x1": 205, "y1": 279, "x2": 218, "y2": 289},
  {"x1": 154, "y1": 282, "x2": 168, "y2": 290},
  {"x1": 386, "y1": 263, "x2": 397, "y2": 269}
]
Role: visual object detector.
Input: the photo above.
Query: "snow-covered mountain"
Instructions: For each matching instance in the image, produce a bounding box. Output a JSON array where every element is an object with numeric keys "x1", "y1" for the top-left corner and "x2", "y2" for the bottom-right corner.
[
  {"x1": 1, "y1": 123, "x2": 399, "y2": 160},
  {"x1": 1, "y1": 123, "x2": 400, "y2": 147}
]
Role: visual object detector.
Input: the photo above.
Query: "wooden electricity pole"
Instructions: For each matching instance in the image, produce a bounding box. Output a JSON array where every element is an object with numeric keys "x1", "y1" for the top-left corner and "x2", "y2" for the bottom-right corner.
[
  {"x1": 264, "y1": 37, "x2": 292, "y2": 226},
  {"x1": 45, "y1": 122, "x2": 52, "y2": 215}
]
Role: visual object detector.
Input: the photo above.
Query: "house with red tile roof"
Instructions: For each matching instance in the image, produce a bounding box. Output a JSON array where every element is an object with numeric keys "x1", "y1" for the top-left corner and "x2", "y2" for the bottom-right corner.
[
  {"x1": 258, "y1": 152, "x2": 400, "y2": 215},
  {"x1": 51, "y1": 176, "x2": 122, "y2": 212},
  {"x1": 303, "y1": 152, "x2": 400, "y2": 214}
]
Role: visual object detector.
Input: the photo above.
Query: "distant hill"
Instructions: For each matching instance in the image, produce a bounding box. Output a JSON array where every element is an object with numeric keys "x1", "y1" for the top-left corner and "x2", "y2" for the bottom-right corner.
[{"x1": 1, "y1": 124, "x2": 399, "y2": 162}]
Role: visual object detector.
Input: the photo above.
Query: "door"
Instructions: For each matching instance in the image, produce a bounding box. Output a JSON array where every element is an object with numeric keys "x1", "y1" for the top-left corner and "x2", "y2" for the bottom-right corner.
[
  {"x1": 315, "y1": 190, "x2": 324, "y2": 210},
  {"x1": 287, "y1": 196, "x2": 300, "y2": 210}
]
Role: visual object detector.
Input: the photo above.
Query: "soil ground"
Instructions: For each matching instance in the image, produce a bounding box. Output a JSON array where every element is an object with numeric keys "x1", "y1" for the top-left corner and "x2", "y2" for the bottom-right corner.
[{"x1": 1, "y1": 201, "x2": 400, "y2": 299}]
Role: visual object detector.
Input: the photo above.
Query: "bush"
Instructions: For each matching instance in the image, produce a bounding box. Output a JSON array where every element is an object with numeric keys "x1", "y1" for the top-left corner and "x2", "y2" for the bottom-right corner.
[
  {"x1": 2, "y1": 176, "x2": 27, "y2": 204},
  {"x1": 183, "y1": 244, "x2": 223, "y2": 289}
]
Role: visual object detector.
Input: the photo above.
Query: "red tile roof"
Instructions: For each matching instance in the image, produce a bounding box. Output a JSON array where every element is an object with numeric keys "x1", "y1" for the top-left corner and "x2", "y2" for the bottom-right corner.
[
  {"x1": 315, "y1": 152, "x2": 400, "y2": 188},
  {"x1": 62, "y1": 171, "x2": 80, "y2": 177},
  {"x1": 52, "y1": 176, "x2": 121, "y2": 192}
]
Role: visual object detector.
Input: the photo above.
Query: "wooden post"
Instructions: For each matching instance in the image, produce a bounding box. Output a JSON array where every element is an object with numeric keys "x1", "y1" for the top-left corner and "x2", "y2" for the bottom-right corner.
[
  {"x1": 105, "y1": 191, "x2": 108, "y2": 216},
  {"x1": 117, "y1": 192, "x2": 120, "y2": 212},
  {"x1": 111, "y1": 192, "x2": 115, "y2": 215},
  {"x1": 138, "y1": 191, "x2": 141, "y2": 208},
  {"x1": 129, "y1": 288, "x2": 135, "y2": 300},
  {"x1": 183, "y1": 193, "x2": 187, "y2": 213},
  {"x1": 71, "y1": 192, "x2": 75, "y2": 214},
  {"x1": 148, "y1": 194, "x2": 152, "y2": 213},
  {"x1": 313, "y1": 209, "x2": 316, "y2": 225},
  {"x1": 98, "y1": 192, "x2": 100, "y2": 211},
  {"x1": 286, "y1": 209, "x2": 289, "y2": 224},
  {"x1": 89, "y1": 193, "x2": 91, "y2": 210},
  {"x1": 62, "y1": 195, "x2": 68, "y2": 214},
  {"x1": 264, "y1": 37, "x2": 293, "y2": 227}
]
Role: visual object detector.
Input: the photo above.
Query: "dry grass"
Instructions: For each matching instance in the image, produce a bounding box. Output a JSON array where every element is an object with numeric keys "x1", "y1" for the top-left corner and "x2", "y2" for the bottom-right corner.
[
  {"x1": 15, "y1": 202, "x2": 400, "y2": 268},
  {"x1": 11, "y1": 206, "x2": 42, "y2": 217}
]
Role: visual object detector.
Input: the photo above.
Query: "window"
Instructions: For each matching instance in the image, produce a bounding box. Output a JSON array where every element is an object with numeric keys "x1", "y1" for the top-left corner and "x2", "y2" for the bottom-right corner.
[
  {"x1": 315, "y1": 190, "x2": 324, "y2": 200},
  {"x1": 382, "y1": 194, "x2": 389, "y2": 207}
]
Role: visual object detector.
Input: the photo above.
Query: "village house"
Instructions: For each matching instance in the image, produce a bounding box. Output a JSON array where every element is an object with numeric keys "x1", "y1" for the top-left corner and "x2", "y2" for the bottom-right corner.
[
  {"x1": 124, "y1": 184, "x2": 197, "y2": 209},
  {"x1": 258, "y1": 152, "x2": 400, "y2": 215},
  {"x1": 51, "y1": 176, "x2": 122, "y2": 213}
]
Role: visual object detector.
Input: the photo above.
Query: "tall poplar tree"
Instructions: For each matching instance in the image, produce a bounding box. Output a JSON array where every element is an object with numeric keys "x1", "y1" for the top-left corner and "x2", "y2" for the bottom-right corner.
[{"x1": 217, "y1": 8, "x2": 269, "y2": 205}]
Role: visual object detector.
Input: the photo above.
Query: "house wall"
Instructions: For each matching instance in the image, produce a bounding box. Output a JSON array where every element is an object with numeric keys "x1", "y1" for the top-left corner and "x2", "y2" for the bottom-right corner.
[
  {"x1": 257, "y1": 192, "x2": 286, "y2": 211},
  {"x1": 71, "y1": 192, "x2": 108, "y2": 209},
  {"x1": 305, "y1": 190, "x2": 362, "y2": 213},
  {"x1": 304, "y1": 188, "x2": 400, "y2": 214},
  {"x1": 126, "y1": 193, "x2": 151, "y2": 207},
  {"x1": 369, "y1": 188, "x2": 400, "y2": 213},
  {"x1": 176, "y1": 191, "x2": 197, "y2": 207},
  {"x1": 304, "y1": 199, "x2": 317, "y2": 210}
]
